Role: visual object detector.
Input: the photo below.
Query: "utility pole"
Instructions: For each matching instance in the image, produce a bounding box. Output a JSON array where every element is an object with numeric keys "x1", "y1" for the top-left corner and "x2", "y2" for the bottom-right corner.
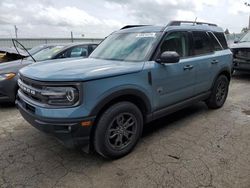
[
  {"x1": 71, "y1": 31, "x2": 74, "y2": 43},
  {"x1": 14, "y1": 25, "x2": 18, "y2": 39},
  {"x1": 244, "y1": 2, "x2": 250, "y2": 29}
]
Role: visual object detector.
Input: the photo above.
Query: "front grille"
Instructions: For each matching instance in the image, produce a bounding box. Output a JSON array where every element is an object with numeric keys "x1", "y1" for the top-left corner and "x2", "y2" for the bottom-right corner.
[
  {"x1": 18, "y1": 74, "x2": 82, "y2": 107},
  {"x1": 235, "y1": 49, "x2": 250, "y2": 61},
  {"x1": 26, "y1": 103, "x2": 36, "y2": 113},
  {"x1": 18, "y1": 75, "x2": 47, "y2": 104}
]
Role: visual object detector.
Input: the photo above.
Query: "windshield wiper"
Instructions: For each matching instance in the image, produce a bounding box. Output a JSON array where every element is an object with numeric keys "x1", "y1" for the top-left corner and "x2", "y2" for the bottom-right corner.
[
  {"x1": 238, "y1": 40, "x2": 250, "y2": 43},
  {"x1": 12, "y1": 39, "x2": 36, "y2": 62}
]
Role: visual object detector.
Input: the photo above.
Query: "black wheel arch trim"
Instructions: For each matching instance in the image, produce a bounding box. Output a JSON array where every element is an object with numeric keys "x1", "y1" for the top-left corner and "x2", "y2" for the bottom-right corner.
[
  {"x1": 211, "y1": 67, "x2": 231, "y2": 89},
  {"x1": 90, "y1": 88, "x2": 152, "y2": 117}
]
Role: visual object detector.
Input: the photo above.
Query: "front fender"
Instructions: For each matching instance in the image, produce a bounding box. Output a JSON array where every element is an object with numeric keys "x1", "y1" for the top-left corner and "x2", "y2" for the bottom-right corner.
[{"x1": 90, "y1": 85, "x2": 152, "y2": 116}]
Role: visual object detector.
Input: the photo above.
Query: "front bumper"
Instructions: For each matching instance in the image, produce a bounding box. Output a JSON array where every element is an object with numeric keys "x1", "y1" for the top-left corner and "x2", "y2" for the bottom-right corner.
[
  {"x1": 16, "y1": 97, "x2": 96, "y2": 148},
  {"x1": 233, "y1": 58, "x2": 250, "y2": 71},
  {"x1": 0, "y1": 78, "x2": 17, "y2": 103}
]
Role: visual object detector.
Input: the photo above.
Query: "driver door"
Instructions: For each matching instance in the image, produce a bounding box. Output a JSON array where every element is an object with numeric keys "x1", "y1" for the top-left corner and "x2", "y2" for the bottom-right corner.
[{"x1": 150, "y1": 31, "x2": 196, "y2": 110}]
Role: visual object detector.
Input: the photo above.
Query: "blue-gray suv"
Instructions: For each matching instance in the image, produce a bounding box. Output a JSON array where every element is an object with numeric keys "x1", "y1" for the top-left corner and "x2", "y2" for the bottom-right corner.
[{"x1": 17, "y1": 21, "x2": 233, "y2": 159}]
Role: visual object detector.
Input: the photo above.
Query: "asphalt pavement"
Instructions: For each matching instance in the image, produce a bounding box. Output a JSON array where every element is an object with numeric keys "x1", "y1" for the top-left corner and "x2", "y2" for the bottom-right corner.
[{"x1": 0, "y1": 73, "x2": 250, "y2": 188}]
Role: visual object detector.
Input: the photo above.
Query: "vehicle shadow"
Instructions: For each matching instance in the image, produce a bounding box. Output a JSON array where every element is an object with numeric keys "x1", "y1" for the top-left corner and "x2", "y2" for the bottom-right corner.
[
  {"x1": 1, "y1": 102, "x2": 209, "y2": 186},
  {"x1": 233, "y1": 71, "x2": 250, "y2": 81},
  {"x1": 142, "y1": 102, "x2": 206, "y2": 138},
  {"x1": 68, "y1": 103, "x2": 206, "y2": 159},
  {"x1": 0, "y1": 102, "x2": 16, "y2": 109}
]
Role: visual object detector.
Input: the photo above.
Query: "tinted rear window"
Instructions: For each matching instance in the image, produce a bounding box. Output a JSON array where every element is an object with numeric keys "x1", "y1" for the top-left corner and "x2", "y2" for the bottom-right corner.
[
  {"x1": 213, "y1": 32, "x2": 228, "y2": 49},
  {"x1": 192, "y1": 32, "x2": 212, "y2": 56},
  {"x1": 208, "y1": 32, "x2": 223, "y2": 51}
]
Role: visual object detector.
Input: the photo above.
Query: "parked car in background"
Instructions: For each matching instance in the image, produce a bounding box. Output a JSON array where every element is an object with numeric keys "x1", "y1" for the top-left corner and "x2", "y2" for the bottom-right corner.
[
  {"x1": 17, "y1": 21, "x2": 232, "y2": 159},
  {"x1": 0, "y1": 44, "x2": 57, "y2": 63},
  {"x1": 28, "y1": 44, "x2": 57, "y2": 56},
  {"x1": 230, "y1": 31, "x2": 250, "y2": 72},
  {"x1": 27, "y1": 43, "x2": 98, "y2": 62},
  {"x1": 0, "y1": 47, "x2": 28, "y2": 63},
  {"x1": 0, "y1": 43, "x2": 98, "y2": 103}
]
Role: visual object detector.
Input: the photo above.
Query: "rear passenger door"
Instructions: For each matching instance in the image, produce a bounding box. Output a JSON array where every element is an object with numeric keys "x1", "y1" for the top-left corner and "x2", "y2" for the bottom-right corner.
[
  {"x1": 209, "y1": 32, "x2": 231, "y2": 79},
  {"x1": 190, "y1": 31, "x2": 217, "y2": 95}
]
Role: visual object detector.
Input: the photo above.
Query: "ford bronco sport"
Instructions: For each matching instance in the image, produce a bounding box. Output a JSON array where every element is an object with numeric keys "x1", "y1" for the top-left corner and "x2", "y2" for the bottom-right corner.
[{"x1": 17, "y1": 21, "x2": 233, "y2": 159}]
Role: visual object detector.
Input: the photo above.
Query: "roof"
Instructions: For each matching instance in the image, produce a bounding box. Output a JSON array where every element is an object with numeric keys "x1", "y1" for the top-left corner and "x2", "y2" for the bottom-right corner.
[
  {"x1": 117, "y1": 21, "x2": 224, "y2": 34},
  {"x1": 48, "y1": 42, "x2": 99, "y2": 53},
  {"x1": 64, "y1": 42, "x2": 99, "y2": 47},
  {"x1": 117, "y1": 26, "x2": 164, "y2": 33},
  {"x1": 29, "y1": 42, "x2": 98, "y2": 53},
  {"x1": 165, "y1": 25, "x2": 224, "y2": 33},
  {"x1": 37, "y1": 42, "x2": 99, "y2": 48}
]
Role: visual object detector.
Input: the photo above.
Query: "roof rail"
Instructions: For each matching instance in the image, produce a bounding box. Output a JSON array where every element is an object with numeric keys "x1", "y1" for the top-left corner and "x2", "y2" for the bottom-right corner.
[
  {"x1": 120, "y1": 25, "x2": 151, "y2": 30},
  {"x1": 167, "y1": 21, "x2": 217, "y2": 27}
]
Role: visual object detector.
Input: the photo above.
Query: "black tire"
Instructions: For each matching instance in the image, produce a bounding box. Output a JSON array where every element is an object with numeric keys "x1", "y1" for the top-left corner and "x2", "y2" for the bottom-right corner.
[
  {"x1": 206, "y1": 75, "x2": 229, "y2": 109},
  {"x1": 94, "y1": 102, "x2": 143, "y2": 159}
]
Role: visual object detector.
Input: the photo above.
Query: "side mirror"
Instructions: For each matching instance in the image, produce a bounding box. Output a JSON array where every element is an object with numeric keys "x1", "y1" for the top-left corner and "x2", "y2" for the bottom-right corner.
[{"x1": 157, "y1": 51, "x2": 180, "y2": 64}]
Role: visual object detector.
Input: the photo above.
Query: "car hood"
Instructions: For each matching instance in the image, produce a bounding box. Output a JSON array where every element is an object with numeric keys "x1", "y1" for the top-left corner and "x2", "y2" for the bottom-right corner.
[
  {"x1": 230, "y1": 42, "x2": 250, "y2": 49},
  {"x1": 19, "y1": 58, "x2": 145, "y2": 81},
  {"x1": 0, "y1": 47, "x2": 28, "y2": 57},
  {"x1": 0, "y1": 59, "x2": 32, "y2": 74}
]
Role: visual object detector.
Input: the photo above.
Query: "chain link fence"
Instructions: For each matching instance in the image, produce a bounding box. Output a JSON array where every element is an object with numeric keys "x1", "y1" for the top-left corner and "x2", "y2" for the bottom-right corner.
[{"x1": 0, "y1": 38, "x2": 103, "y2": 49}]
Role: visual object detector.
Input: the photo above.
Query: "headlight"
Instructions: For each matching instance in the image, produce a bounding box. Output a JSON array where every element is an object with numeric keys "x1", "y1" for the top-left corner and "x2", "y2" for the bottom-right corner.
[
  {"x1": 41, "y1": 86, "x2": 79, "y2": 106},
  {"x1": 0, "y1": 73, "x2": 16, "y2": 81}
]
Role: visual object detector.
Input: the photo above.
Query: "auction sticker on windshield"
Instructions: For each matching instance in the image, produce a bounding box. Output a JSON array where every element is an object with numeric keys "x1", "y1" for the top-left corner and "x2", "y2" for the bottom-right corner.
[{"x1": 136, "y1": 33, "x2": 156, "y2": 38}]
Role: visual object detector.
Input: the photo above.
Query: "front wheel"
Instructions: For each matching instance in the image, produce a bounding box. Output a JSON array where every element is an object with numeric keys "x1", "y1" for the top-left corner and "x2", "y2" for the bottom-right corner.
[
  {"x1": 206, "y1": 75, "x2": 229, "y2": 109},
  {"x1": 94, "y1": 102, "x2": 143, "y2": 159}
]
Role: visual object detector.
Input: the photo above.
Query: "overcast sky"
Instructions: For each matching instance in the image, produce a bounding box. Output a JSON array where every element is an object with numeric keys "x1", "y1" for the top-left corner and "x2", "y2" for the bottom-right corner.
[{"x1": 0, "y1": 0, "x2": 250, "y2": 38}]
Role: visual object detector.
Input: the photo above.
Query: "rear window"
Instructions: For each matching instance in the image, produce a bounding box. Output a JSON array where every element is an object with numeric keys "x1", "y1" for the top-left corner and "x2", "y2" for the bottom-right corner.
[
  {"x1": 213, "y1": 32, "x2": 228, "y2": 49},
  {"x1": 208, "y1": 32, "x2": 223, "y2": 51},
  {"x1": 192, "y1": 31, "x2": 212, "y2": 56}
]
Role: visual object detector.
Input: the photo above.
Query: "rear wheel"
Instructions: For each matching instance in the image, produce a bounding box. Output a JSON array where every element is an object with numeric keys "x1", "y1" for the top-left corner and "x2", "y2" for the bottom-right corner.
[
  {"x1": 94, "y1": 102, "x2": 143, "y2": 159},
  {"x1": 206, "y1": 75, "x2": 229, "y2": 109}
]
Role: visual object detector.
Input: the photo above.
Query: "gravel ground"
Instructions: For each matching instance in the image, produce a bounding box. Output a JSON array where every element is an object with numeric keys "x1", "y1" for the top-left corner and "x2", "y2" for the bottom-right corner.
[{"x1": 0, "y1": 73, "x2": 250, "y2": 188}]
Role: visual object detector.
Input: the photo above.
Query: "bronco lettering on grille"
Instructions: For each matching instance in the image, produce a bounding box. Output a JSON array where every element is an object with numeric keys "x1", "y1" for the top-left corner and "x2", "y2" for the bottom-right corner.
[{"x1": 18, "y1": 80, "x2": 36, "y2": 95}]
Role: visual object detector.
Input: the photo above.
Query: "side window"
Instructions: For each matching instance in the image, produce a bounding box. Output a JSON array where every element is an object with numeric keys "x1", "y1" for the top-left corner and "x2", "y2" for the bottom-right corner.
[
  {"x1": 208, "y1": 32, "x2": 222, "y2": 51},
  {"x1": 57, "y1": 50, "x2": 70, "y2": 59},
  {"x1": 160, "y1": 32, "x2": 190, "y2": 58},
  {"x1": 91, "y1": 44, "x2": 98, "y2": 50},
  {"x1": 69, "y1": 46, "x2": 88, "y2": 57},
  {"x1": 213, "y1": 32, "x2": 228, "y2": 49},
  {"x1": 192, "y1": 32, "x2": 212, "y2": 56}
]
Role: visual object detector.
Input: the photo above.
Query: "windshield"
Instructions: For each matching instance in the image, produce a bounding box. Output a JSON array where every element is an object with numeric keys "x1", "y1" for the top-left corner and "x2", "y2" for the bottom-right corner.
[
  {"x1": 27, "y1": 45, "x2": 65, "y2": 61},
  {"x1": 240, "y1": 32, "x2": 250, "y2": 42},
  {"x1": 28, "y1": 45, "x2": 49, "y2": 55},
  {"x1": 90, "y1": 32, "x2": 160, "y2": 61}
]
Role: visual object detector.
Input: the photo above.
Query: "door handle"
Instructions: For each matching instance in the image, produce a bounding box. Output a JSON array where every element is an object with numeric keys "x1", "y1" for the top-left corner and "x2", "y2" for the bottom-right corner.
[
  {"x1": 211, "y1": 60, "x2": 219, "y2": 64},
  {"x1": 183, "y1": 65, "x2": 194, "y2": 70}
]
